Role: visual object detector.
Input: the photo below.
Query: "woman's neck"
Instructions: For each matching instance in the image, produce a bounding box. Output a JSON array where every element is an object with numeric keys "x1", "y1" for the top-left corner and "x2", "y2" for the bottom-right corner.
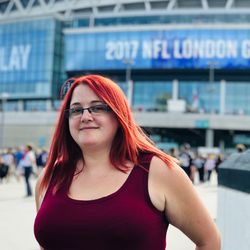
[{"x1": 80, "y1": 147, "x2": 114, "y2": 174}]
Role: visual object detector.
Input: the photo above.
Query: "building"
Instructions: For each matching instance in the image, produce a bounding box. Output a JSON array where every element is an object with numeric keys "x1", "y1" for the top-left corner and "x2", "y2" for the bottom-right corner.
[{"x1": 1, "y1": 0, "x2": 250, "y2": 151}]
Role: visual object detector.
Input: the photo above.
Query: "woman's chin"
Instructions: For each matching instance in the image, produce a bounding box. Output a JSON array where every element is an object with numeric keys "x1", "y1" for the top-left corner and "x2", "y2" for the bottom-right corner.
[{"x1": 79, "y1": 140, "x2": 98, "y2": 148}]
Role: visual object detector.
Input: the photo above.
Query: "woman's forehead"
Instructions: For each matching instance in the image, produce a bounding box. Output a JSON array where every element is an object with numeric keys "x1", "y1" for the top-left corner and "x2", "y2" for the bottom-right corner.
[{"x1": 70, "y1": 84, "x2": 102, "y2": 103}]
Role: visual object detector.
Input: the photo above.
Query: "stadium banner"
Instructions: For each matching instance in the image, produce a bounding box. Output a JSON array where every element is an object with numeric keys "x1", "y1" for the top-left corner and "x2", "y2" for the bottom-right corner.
[
  {"x1": 65, "y1": 29, "x2": 250, "y2": 70},
  {"x1": 0, "y1": 19, "x2": 54, "y2": 83}
]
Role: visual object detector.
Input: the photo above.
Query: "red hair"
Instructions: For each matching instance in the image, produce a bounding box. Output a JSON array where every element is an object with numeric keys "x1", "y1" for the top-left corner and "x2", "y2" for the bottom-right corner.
[{"x1": 39, "y1": 75, "x2": 178, "y2": 194}]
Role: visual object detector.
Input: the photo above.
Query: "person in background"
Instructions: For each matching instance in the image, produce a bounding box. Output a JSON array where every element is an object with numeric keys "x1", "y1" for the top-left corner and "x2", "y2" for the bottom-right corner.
[
  {"x1": 192, "y1": 152, "x2": 206, "y2": 183},
  {"x1": 36, "y1": 148, "x2": 48, "y2": 176},
  {"x1": 215, "y1": 154, "x2": 223, "y2": 174},
  {"x1": 3, "y1": 148, "x2": 15, "y2": 182},
  {"x1": 204, "y1": 154, "x2": 216, "y2": 182},
  {"x1": 169, "y1": 147, "x2": 178, "y2": 158},
  {"x1": 0, "y1": 155, "x2": 9, "y2": 183},
  {"x1": 179, "y1": 143, "x2": 193, "y2": 180},
  {"x1": 14, "y1": 146, "x2": 24, "y2": 181},
  {"x1": 20, "y1": 145, "x2": 36, "y2": 197},
  {"x1": 236, "y1": 144, "x2": 246, "y2": 153},
  {"x1": 34, "y1": 75, "x2": 220, "y2": 250}
]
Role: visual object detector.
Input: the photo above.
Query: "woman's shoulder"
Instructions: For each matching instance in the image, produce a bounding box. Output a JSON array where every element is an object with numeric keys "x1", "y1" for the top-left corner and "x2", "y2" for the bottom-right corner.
[{"x1": 148, "y1": 155, "x2": 192, "y2": 200}]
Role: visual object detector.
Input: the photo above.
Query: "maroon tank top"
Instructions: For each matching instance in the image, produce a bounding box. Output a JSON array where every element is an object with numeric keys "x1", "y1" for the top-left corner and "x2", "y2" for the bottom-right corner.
[{"x1": 34, "y1": 153, "x2": 169, "y2": 250}]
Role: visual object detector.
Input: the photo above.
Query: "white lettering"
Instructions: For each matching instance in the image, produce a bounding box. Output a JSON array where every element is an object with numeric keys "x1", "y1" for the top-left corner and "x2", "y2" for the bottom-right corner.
[
  {"x1": 105, "y1": 40, "x2": 139, "y2": 60},
  {"x1": 19, "y1": 44, "x2": 31, "y2": 70},
  {"x1": 142, "y1": 41, "x2": 152, "y2": 59},
  {"x1": 161, "y1": 41, "x2": 171, "y2": 59},
  {"x1": 9, "y1": 46, "x2": 21, "y2": 70},
  {"x1": 204, "y1": 40, "x2": 215, "y2": 58},
  {"x1": 226, "y1": 40, "x2": 238, "y2": 58},
  {"x1": 105, "y1": 41, "x2": 115, "y2": 60},
  {"x1": 215, "y1": 40, "x2": 225, "y2": 58},
  {"x1": 242, "y1": 40, "x2": 250, "y2": 58},
  {"x1": 192, "y1": 40, "x2": 204, "y2": 58},
  {"x1": 171, "y1": 39, "x2": 238, "y2": 59},
  {"x1": 182, "y1": 39, "x2": 193, "y2": 59},
  {"x1": 173, "y1": 40, "x2": 182, "y2": 58},
  {"x1": 105, "y1": 38, "x2": 240, "y2": 62},
  {"x1": 0, "y1": 44, "x2": 31, "y2": 71},
  {"x1": 153, "y1": 40, "x2": 162, "y2": 59}
]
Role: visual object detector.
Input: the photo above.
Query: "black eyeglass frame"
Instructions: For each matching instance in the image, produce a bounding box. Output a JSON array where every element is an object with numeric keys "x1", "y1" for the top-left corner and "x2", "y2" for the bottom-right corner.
[{"x1": 64, "y1": 104, "x2": 111, "y2": 119}]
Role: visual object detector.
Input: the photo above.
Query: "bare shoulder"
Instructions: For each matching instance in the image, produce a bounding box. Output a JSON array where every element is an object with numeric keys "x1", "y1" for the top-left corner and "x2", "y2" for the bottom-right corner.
[
  {"x1": 35, "y1": 168, "x2": 47, "y2": 212},
  {"x1": 148, "y1": 156, "x2": 188, "y2": 195},
  {"x1": 148, "y1": 156, "x2": 221, "y2": 248}
]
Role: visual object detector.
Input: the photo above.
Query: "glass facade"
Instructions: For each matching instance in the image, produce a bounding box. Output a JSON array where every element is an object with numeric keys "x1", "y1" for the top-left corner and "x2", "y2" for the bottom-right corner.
[
  {"x1": 226, "y1": 82, "x2": 250, "y2": 115},
  {"x1": 2, "y1": 13, "x2": 250, "y2": 148},
  {"x1": 118, "y1": 81, "x2": 172, "y2": 111},
  {"x1": 133, "y1": 81, "x2": 172, "y2": 111},
  {"x1": 119, "y1": 80, "x2": 250, "y2": 115},
  {"x1": 1, "y1": 16, "x2": 250, "y2": 117},
  {"x1": 66, "y1": 14, "x2": 250, "y2": 28},
  {"x1": 0, "y1": 18, "x2": 63, "y2": 102},
  {"x1": 179, "y1": 81, "x2": 220, "y2": 114}
]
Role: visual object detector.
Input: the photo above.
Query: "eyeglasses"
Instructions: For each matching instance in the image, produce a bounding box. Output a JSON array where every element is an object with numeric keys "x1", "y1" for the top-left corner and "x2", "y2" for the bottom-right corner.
[
  {"x1": 60, "y1": 78, "x2": 75, "y2": 99},
  {"x1": 65, "y1": 104, "x2": 111, "y2": 119}
]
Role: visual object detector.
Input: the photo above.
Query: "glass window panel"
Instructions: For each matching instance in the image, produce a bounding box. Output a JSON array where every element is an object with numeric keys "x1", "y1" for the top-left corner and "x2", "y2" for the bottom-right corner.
[{"x1": 133, "y1": 81, "x2": 172, "y2": 111}]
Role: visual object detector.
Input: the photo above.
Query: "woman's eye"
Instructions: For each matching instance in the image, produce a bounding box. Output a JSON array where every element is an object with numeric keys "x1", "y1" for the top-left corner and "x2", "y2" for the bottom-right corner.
[
  {"x1": 91, "y1": 105, "x2": 105, "y2": 112},
  {"x1": 71, "y1": 108, "x2": 82, "y2": 114}
]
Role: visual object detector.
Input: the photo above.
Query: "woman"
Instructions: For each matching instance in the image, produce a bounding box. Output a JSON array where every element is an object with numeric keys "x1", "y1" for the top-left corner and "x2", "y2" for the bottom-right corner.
[{"x1": 34, "y1": 75, "x2": 220, "y2": 250}]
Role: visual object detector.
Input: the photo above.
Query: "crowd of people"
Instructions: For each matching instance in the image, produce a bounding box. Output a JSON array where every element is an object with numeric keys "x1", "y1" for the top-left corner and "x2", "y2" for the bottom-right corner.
[
  {"x1": 0, "y1": 141, "x2": 245, "y2": 194},
  {"x1": 0, "y1": 145, "x2": 48, "y2": 196},
  {"x1": 169, "y1": 143, "x2": 247, "y2": 184},
  {"x1": 169, "y1": 143, "x2": 223, "y2": 184}
]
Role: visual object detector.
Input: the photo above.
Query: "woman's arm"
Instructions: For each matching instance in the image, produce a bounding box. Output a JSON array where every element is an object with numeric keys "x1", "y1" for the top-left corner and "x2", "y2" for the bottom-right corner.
[
  {"x1": 149, "y1": 156, "x2": 221, "y2": 249},
  {"x1": 35, "y1": 168, "x2": 46, "y2": 211},
  {"x1": 35, "y1": 169, "x2": 47, "y2": 250}
]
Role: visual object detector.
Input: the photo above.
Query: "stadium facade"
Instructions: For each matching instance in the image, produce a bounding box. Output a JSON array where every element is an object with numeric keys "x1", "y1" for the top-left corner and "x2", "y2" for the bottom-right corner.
[{"x1": 1, "y1": 0, "x2": 250, "y2": 151}]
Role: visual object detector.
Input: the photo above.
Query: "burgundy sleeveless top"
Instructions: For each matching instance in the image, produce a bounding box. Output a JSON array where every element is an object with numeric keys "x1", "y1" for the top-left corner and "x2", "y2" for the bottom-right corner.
[{"x1": 34, "y1": 153, "x2": 169, "y2": 250}]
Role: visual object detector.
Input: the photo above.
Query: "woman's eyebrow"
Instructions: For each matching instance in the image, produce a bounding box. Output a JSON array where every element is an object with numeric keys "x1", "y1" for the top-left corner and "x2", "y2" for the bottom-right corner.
[{"x1": 70, "y1": 100, "x2": 104, "y2": 107}]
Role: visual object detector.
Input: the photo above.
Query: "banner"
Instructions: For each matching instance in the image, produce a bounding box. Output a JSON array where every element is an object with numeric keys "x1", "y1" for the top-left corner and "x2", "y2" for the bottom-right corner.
[
  {"x1": 0, "y1": 19, "x2": 54, "y2": 82},
  {"x1": 65, "y1": 29, "x2": 250, "y2": 70}
]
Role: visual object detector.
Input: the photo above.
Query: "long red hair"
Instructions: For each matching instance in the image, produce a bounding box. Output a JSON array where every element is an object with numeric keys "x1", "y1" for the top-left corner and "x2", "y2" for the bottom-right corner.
[{"x1": 40, "y1": 75, "x2": 177, "y2": 194}]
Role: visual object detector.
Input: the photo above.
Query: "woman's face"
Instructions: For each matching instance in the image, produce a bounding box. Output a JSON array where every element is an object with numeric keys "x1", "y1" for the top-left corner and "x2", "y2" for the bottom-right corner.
[{"x1": 68, "y1": 84, "x2": 119, "y2": 150}]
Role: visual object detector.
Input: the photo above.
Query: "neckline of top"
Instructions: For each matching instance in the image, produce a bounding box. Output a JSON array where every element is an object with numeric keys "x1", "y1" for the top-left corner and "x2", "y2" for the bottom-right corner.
[{"x1": 64, "y1": 164, "x2": 137, "y2": 204}]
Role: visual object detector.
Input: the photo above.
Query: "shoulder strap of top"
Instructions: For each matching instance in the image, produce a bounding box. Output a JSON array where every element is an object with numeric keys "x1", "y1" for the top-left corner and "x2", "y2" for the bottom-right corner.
[{"x1": 137, "y1": 151, "x2": 155, "y2": 171}]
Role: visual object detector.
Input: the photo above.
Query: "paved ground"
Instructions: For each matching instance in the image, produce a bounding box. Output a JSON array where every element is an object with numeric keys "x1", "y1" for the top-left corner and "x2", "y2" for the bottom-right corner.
[{"x1": 0, "y1": 173, "x2": 218, "y2": 250}]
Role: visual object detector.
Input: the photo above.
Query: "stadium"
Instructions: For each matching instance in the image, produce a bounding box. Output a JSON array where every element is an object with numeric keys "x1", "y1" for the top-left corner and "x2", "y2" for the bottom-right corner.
[{"x1": 1, "y1": 0, "x2": 250, "y2": 152}]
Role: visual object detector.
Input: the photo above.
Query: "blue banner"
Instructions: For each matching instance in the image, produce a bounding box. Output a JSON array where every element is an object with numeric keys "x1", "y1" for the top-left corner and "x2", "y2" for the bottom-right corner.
[
  {"x1": 0, "y1": 19, "x2": 54, "y2": 83},
  {"x1": 65, "y1": 29, "x2": 250, "y2": 70}
]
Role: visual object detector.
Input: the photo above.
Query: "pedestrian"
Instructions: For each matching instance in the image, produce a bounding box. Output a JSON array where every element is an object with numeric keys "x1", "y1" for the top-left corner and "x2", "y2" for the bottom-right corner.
[
  {"x1": 0, "y1": 155, "x2": 9, "y2": 183},
  {"x1": 204, "y1": 154, "x2": 216, "y2": 182},
  {"x1": 36, "y1": 148, "x2": 48, "y2": 176},
  {"x1": 192, "y1": 153, "x2": 205, "y2": 183},
  {"x1": 34, "y1": 75, "x2": 220, "y2": 250},
  {"x1": 2, "y1": 148, "x2": 15, "y2": 182},
  {"x1": 169, "y1": 147, "x2": 178, "y2": 158},
  {"x1": 236, "y1": 143, "x2": 246, "y2": 153},
  {"x1": 19, "y1": 145, "x2": 36, "y2": 197},
  {"x1": 14, "y1": 146, "x2": 24, "y2": 181},
  {"x1": 179, "y1": 143, "x2": 193, "y2": 180}
]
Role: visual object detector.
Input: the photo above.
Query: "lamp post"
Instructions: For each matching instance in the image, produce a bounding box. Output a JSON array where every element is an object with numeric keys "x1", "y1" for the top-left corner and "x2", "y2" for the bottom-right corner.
[
  {"x1": 0, "y1": 92, "x2": 9, "y2": 149},
  {"x1": 123, "y1": 58, "x2": 134, "y2": 107},
  {"x1": 208, "y1": 61, "x2": 219, "y2": 113}
]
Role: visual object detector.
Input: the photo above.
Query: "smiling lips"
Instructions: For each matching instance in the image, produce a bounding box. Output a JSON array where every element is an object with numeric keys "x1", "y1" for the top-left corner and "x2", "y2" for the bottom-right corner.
[{"x1": 80, "y1": 127, "x2": 99, "y2": 130}]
